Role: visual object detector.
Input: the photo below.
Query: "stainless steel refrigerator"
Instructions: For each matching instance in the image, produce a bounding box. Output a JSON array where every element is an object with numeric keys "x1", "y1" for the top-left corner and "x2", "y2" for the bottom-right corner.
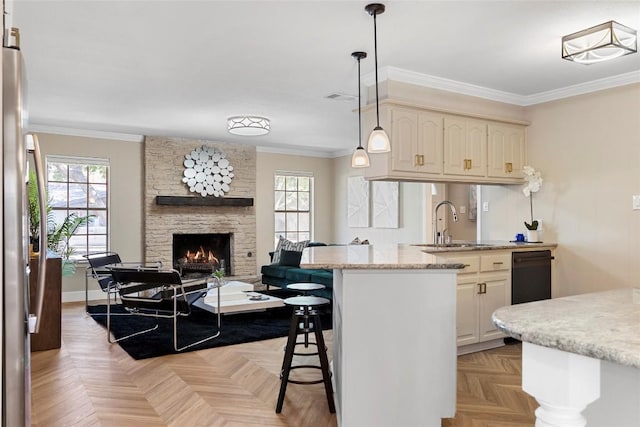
[{"x1": 2, "y1": 27, "x2": 48, "y2": 427}]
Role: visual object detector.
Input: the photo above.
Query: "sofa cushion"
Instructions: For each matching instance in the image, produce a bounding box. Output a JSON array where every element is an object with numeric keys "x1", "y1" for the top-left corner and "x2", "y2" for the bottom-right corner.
[
  {"x1": 306, "y1": 269, "x2": 333, "y2": 287},
  {"x1": 285, "y1": 268, "x2": 313, "y2": 283},
  {"x1": 279, "y1": 250, "x2": 302, "y2": 267},
  {"x1": 260, "y1": 264, "x2": 296, "y2": 279}
]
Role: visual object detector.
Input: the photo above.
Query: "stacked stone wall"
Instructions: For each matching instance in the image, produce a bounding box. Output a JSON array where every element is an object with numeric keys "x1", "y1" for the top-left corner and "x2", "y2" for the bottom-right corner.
[{"x1": 144, "y1": 136, "x2": 256, "y2": 278}]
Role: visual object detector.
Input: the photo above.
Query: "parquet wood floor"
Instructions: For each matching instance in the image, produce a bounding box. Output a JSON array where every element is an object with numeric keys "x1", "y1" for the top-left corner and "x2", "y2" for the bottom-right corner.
[{"x1": 31, "y1": 302, "x2": 536, "y2": 426}]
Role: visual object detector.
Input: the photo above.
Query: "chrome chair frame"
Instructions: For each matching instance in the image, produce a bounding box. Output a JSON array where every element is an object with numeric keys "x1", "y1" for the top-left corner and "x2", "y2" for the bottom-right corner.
[
  {"x1": 107, "y1": 267, "x2": 222, "y2": 352},
  {"x1": 84, "y1": 251, "x2": 161, "y2": 315}
]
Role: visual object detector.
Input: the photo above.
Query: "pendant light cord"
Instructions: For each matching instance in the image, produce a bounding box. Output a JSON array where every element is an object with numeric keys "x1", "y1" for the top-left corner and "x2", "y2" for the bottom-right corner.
[
  {"x1": 358, "y1": 56, "x2": 362, "y2": 149},
  {"x1": 373, "y1": 11, "x2": 381, "y2": 127}
]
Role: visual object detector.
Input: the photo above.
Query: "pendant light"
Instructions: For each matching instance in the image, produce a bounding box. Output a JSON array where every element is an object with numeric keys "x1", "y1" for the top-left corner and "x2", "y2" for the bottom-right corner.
[
  {"x1": 351, "y1": 51, "x2": 370, "y2": 168},
  {"x1": 365, "y1": 3, "x2": 390, "y2": 153}
]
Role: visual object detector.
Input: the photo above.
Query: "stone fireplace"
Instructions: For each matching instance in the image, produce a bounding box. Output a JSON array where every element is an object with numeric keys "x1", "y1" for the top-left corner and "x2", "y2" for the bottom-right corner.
[{"x1": 144, "y1": 136, "x2": 257, "y2": 281}]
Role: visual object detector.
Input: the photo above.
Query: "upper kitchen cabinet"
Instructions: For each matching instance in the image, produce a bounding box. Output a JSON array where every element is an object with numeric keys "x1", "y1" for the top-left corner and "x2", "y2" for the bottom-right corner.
[
  {"x1": 364, "y1": 100, "x2": 528, "y2": 184},
  {"x1": 390, "y1": 107, "x2": 443, "y2": 174},
  {"x1": 443, "y1": 116, "x2": 486, "y2": 177},
  {"x1": 366, "y1": 105, "x2": 444, "y2": 179},
  {"x1": 487, "y1": 123, "x2": 526, "y2": 180}
]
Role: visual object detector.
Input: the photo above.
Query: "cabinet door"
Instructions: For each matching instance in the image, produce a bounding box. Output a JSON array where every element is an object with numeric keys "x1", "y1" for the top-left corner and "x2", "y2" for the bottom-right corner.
[
  {"x1": 456, "y1": 278, "x2": 480, "y2": 346},
  {"x1": 465, "y1": 119, "x2": 487, "y2": 177},
  {"x1": 390, "y1": 108, "x2": 419, "y2": 172},
  {"x1": 478, "y1": 276, "x2": 508, "y2": 342},
  {"x1": 417, "y1": 111, "x2": 443, "y2": 174},
  {"x1": 444, "y1": 117, "x2": 486, "y2": 176},
  {"x1": 488, "y1": 123, "x2": 526, "y2": 179},
  {"x1": 443, "y1": 117, "x2": 466, "y2": 175}
]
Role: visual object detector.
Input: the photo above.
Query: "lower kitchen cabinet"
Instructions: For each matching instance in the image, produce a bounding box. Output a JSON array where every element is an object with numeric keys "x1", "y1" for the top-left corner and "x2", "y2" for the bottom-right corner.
[{"x1": 440, "y1": 252, "x2": 511, "y2": 353}]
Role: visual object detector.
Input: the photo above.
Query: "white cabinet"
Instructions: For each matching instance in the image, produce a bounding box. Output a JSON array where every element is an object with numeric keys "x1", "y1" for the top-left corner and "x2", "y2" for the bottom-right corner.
[
  {"x1": 388, "y1": 107, "x2": 443, "y2": 174},
  {"x1": 440, "y1": 252, "x2": 511, "y2": 351},
  {"x1": 364, "y1": 101, "x2": 528, "y2": 184},
  {"x1": 443, "y1": 116, "x2": 487, "y2": 177},
  {"x1": 488, "y1": 123, "x2": 526, "y2": 179}
]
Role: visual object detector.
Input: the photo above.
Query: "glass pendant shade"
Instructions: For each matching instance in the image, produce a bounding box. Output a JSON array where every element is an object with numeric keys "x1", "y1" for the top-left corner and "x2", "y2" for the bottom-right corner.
[
  {"x1": 367, "y1": 126, "x2": 390, "y2": 153},
  {"x1": 562, "y1": 21, "x2": 637, "y2": 64},
  {"x1": 352, "y1": 146, "x2": 370, "y2": 168}
]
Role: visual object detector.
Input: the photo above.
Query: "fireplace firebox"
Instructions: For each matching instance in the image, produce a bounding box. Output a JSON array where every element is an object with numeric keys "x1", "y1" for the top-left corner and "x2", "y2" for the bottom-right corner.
[{"x1": 172, "y1": 233, "x2": 232, "y2": 275}]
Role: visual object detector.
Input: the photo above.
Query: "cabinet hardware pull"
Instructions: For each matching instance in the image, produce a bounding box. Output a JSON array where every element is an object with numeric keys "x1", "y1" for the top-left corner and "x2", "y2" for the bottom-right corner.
[
  {"x1": 464, "y1": 264, "x2": 471, "y2": 267},
  {"x1": 493, "y1": 261, "x2": 503, "y2": 265},
  {"x1": 419, "y1": 154, "x2": 425, "y2": 166},
  {"x1": 505, "y1": 162, "x2": 513, "y2": 173},
  {"x1": 415, "y1": 154, "x2": 420, "y2": 166},
  {"x1": 468, "y1": 159, "x2": 472, "y2": 170},
  {"x1": 477, "y1": 283, "x2": 483, "y2": 294}
]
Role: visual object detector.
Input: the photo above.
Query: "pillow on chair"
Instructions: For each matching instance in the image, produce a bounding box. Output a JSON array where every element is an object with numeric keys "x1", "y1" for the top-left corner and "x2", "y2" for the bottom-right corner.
[{"x1": 279, "y1": 250, "x2": 303, "y2": 267}]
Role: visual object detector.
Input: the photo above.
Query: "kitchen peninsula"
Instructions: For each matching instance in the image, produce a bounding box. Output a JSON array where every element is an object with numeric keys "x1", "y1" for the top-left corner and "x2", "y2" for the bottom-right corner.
[
  {"x1": 493, "y1": 288, "x2": 640, "y2": 427},
  {"x1": 301, "y1": 244, "x2": 464, "y2": 427}
]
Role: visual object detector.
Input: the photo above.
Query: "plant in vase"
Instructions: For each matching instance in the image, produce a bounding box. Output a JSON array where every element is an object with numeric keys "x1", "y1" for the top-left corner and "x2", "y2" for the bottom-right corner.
[
  {"x1": 210, "y1": 268, "x2": 226, "y2": 288},
  {"x1": 27, "y1": 170, "x2": 93, "y2": 275},
  {"x1": 522, "y1": 165, "x2": 543, "y2": 242}
]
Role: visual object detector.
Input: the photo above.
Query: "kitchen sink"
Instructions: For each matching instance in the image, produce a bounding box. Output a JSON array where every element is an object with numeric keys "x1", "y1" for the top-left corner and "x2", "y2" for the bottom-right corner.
[{"x1": 412, "y1": 242, "x2": 493, "y2": 248}]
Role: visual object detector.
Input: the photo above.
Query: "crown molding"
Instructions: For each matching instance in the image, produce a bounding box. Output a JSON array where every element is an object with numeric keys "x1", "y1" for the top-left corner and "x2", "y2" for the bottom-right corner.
[
  {"x1": 520, "y1": 70, "x2": 640, "y2": 106},
  {"x1": 256, "y1": 145, "x2": 334, "y2": 158},
  {"x1": 362, "y1": 66, "x2": 640, "y2": 106},
  {"x1": 28, "y1": 124, "x2": 144, "y2": 142}
]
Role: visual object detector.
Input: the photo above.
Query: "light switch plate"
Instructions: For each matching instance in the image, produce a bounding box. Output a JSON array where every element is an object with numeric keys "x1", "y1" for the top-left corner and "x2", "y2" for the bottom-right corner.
[
  {"x1": 633, "y1": 195, "x2": 640, "y2": 210},
  {"x1": 482, "y1": 202, "x2": 489, "y2": 212},
  {"x1": 459, "y1": 205, "x2": 466, "y2": 214}
]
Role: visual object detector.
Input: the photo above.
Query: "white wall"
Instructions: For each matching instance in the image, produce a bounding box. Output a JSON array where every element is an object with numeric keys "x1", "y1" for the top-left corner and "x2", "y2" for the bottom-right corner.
[
  {"x1": 481, "y1": 83, "x2": 640, "y2": 296},
  {"x1": 35, "y1": 133, "x2": 144, "y2": 297},
  {"x1": 332, "y1": 154, "x2": 429, "y2": 245}
]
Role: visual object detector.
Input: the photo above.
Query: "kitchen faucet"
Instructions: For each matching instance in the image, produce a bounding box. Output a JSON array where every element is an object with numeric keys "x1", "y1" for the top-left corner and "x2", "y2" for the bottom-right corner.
[{"x1": 433, "y1": 201, "x2": 458, "y2": 245}]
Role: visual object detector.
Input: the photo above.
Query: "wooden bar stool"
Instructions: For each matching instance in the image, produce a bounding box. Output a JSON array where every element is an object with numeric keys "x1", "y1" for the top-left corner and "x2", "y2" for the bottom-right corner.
[{"x1": 275, "y1": 296, "x2": 334, "y2": 414}]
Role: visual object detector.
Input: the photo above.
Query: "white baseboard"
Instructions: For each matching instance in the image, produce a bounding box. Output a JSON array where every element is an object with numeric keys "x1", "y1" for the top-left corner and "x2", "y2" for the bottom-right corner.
[
  {"x1": 457, "y1": 338, "x2": 505, "y2": 356},
  {"x1": 62, "y1": 289, "x2": 106, "y2": 303}
]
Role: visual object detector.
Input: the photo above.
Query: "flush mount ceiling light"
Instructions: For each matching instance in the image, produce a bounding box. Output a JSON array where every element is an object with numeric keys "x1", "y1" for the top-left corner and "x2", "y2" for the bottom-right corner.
[
  {"x1": 227, "y1": 116, "x2": 270, "y2": 136},
  {"x1": 351, "y1": 51, "x2": 370, "y2": 168},
  {"x1": 562, "y1": 20, "x2": 637, "y2": 64},
  {"x1": 365, "y1": 3, "x2": 391, "y2": 153}
]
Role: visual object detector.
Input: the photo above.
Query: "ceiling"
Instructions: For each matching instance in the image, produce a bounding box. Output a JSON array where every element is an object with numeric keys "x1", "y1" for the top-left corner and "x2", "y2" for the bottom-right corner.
[{"x1": 11, "y1": 1, "x2": 640, "y2": 156}]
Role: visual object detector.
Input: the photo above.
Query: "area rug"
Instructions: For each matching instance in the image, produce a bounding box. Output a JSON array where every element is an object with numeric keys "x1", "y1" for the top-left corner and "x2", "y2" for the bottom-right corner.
[{"x1": 88, "y1": 291, "x2": 332, "y2": 360}]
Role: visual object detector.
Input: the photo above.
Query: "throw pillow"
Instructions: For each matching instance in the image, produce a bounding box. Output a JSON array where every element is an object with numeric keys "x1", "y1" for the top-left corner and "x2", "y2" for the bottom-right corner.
[
  {"x1": 271, "y1": 236, "x2": 310, "y2": 264},
  {"x1": 279, "y1": 250, "x2": 302, "y2": 267},
  {"x1": 271, "y1": 235, "x2": 288, "y2": 264}
]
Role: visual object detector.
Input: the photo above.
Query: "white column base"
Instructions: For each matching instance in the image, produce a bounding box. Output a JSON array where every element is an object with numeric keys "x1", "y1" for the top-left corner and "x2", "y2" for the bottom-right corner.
[{"x1": 522, "y1": 342, "x2": 600, "y2": 427}]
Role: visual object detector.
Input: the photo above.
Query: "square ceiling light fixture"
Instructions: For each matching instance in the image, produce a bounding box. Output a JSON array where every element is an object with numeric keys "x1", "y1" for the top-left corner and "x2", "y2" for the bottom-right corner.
[
  {"x1": 562, "y1": 20, "x2": 637, "y2": 64},
  {"x1": 227, "y1": 116, "x2": 270, "y2": 136}
]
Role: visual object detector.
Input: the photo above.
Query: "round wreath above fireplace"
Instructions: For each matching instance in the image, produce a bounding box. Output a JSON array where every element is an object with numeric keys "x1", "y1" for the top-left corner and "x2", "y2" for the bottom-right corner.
[{"x1": 182, "y1": 145, "x2": 234, "y2": 197}]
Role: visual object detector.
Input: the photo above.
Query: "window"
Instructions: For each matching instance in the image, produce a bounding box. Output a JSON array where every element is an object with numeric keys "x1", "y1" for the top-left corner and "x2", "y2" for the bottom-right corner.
[
  {"x1": 46, "y1": 156, "x2": 109, "y2": 260},
  {"x1": 274, "y1": 172, "x2": 312, "y2": 245}
]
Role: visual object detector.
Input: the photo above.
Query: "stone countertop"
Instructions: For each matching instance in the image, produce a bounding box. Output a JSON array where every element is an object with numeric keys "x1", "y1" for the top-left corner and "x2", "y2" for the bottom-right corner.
[
  {"x1": 300, "y1": 244, "x2": 465, "y2": 270},
  {"x1": 416, "y1": 240, "x2": 557, "y2": 253},
  {"x1": 492, "y1": 288, "x2": 640, "y2": 369}
]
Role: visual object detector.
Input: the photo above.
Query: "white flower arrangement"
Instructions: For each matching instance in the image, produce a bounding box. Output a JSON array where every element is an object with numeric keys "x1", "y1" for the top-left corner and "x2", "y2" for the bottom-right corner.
[{"x1": 522, "y1": 165, "x2": 543, "y2": 230}]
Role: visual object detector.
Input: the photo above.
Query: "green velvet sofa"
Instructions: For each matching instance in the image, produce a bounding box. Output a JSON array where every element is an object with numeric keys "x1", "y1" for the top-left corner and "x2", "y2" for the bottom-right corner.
[{"x1": 260, "y1": 242, "x2": 333, "y2": 300}]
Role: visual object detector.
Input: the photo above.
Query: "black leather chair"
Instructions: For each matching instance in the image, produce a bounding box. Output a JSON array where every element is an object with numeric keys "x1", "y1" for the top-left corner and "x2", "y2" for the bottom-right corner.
[
  {"x1": 107, "y1": 267, "x2": 221, "y2": 352},
  {"x1": 84, "y1": 252, "x2": 162, "y2": 314}
]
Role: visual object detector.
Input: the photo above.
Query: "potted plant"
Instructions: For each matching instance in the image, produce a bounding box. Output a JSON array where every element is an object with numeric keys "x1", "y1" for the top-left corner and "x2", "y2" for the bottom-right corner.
[
  {"x1": 522, "y1": 165, "x2": 543, "y2": 242},
  {"x1": 27, "y1": 171, "x2": 93, "y2": 275}
]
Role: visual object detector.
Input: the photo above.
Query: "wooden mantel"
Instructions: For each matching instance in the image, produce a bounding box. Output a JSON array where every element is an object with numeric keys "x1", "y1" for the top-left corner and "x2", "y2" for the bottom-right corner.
[{"x1": 155, "y1": 196, "x2": 254, "y2": 207}]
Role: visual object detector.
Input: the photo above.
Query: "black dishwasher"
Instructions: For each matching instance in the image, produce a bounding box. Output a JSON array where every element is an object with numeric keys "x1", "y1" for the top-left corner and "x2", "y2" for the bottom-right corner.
[{"x1": 512, "y1": 250, "x2": 553, "y2": 304}]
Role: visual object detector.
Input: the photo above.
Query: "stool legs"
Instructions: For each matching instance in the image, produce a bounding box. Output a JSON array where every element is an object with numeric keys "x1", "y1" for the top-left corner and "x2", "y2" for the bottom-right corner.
[
  {"x1": 276, "y1": 306, "x2": 335, "y2": 414},
  {"x1": 313, "y1": 312, "x2": 335, "y2": 413}
]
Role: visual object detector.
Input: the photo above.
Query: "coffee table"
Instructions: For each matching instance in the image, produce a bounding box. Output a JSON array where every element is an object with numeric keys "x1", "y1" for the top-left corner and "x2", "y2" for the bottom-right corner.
[{"x1": 193, "y1": 280, "x2": 285, "y2": 314}]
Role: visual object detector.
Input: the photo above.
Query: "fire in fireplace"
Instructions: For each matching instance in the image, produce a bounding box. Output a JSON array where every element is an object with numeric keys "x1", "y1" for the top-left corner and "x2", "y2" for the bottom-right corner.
[{"x1": 172, "y1": 233, "x2": 232, "y2": 275}]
